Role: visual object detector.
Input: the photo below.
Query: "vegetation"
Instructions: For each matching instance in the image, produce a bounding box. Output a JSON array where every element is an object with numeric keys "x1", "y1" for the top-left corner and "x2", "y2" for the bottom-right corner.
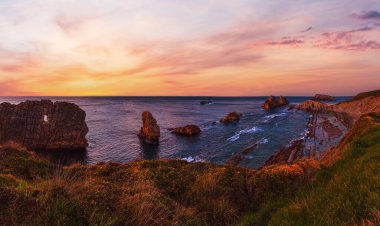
[
  {"x1": 0, "y1": 144, "x2": 319, "y2": 225},
  {"x1": 347, "y1": 90, "x2": 380, "y2": 102},
  {"x1": 239, "y1": 113, "x2": 380, "y2": 225}
]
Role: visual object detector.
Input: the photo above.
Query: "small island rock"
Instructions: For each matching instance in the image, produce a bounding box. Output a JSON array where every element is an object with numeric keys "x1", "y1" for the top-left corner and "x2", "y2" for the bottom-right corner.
[
  {"x1": 312, "y1": 94, "x2": 336, "y2": 101},
  {"x1": 171, "y1": 125, "x2": 201, "y2": 136},
  {"x1": 262, "y1": 96, "x2": 290, "y2": 110},
  {"x1": 138, "y1": 111, "x2": 160, "y2": 144},
  {"x1": 220, "y1": 112, "x2": 240, "y2": 124}
]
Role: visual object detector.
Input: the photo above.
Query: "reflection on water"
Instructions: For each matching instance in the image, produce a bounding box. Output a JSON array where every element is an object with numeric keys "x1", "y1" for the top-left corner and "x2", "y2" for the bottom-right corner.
[{"x1": 0, "y1": 96, "x2": 349, "y2": 169}]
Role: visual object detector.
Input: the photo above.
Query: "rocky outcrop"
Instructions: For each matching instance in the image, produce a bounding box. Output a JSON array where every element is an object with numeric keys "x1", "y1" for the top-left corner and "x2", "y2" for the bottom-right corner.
[
  {"x1": 138, "y1": 111, "x2": 160, "y2": 144},
  {"x1": 0, "y1": 100, "x2": 88, "y2": 151},
  {"x1": 170, "y1": 125, "x2": 201, "y2": 136},
  {"x1": 264, "y1": 139, "x2": 305, "y2": 166},
  {"x1": 200, "y1": 101, "x2": 213, "y2": 105},
  {"x1": 312, "y1": 94, "x2": 336, "y2": 101},
  {"x1": 225, "y1": 155, "x2": 242, "y2": 166},
  {"x1": 262, "y1": 96, "x2": 289, "y2": 110},
  {"x1": 295, "y1": 100, "x2": 332, "y2": 113},
  {"x1": 333, "y1": 96, "x2": 380, "y2": 121},
  {"x1": 220, "y1": 112, "x2": 240, "y2": 124}
]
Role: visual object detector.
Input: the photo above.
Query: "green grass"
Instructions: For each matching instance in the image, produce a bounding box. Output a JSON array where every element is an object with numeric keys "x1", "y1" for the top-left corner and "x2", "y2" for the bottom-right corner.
[{"x1": 239, "y1": 113, "x2": 380, "y2": 226}]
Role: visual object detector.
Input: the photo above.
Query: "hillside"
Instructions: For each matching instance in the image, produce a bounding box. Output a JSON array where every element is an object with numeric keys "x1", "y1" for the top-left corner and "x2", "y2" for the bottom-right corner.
[
  {"x1": 239, "y1": 113, "x2": 380, "y2": 225},
  {"x1": 0, "y1": 144, "x2": 319, "y2": 225}
]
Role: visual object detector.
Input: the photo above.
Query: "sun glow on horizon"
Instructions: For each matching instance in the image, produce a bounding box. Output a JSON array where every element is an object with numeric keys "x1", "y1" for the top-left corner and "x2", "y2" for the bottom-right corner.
[{"x1": 0, "y1": 0, "x2": 379, "y2": 96}]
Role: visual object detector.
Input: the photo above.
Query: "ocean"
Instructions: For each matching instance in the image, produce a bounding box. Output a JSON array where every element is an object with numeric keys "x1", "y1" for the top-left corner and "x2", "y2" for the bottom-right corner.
[{"x1": 0, "y1": 96, "x2": 348, "y2": 169}]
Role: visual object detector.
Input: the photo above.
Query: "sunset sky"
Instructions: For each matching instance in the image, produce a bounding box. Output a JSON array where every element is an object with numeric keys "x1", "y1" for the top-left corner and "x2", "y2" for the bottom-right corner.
[{"x1": 0, "y1": 0, "x2": 379, "y2": 96}]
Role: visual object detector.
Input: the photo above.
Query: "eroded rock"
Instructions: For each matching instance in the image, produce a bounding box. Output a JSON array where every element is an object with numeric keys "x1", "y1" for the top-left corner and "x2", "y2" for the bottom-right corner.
[
  {"x1": 312, "y1": 94, "x2": 336, "y2": 101},
  {"x1": 138, "y1": 111, "x2": 160, "y2": 144},
  {"x1": 171, "y1": 125, "x2": 201, "y2": 136},
  {"x1": 220, "y1": 112, "x2": 240, "y2": 124},
  {"x1": 0, "y1": 100, "x2": 88, "y2": 151},
  {"x1": 262, "y1": 96, "x2": 290, "y2": 110}
]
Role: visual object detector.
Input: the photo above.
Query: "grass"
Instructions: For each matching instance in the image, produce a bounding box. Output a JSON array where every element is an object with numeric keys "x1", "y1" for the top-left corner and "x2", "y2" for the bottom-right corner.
[
  {"x1": 239, "y1": 113, "x2": 380, "y2": 225},
  {"x1": 0, "y1": 144, "x2": 320, "y2": 225},
  {"x1": 346, "y1": 90, "x2": 380, "y2": 102}
]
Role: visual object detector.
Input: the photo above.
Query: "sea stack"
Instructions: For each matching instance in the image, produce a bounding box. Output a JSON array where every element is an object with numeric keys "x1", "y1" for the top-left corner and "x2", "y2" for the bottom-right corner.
[
  {"x1": 312, "y1": 94, "x2": 336, "y2": 101},
  {"x1": 0, "y1": 100, "x2": 88, "y2": 151},
  {"x1": 171, "y1": 125, "x2": 201, "y2": 136},
  {"x1": 262, "y1": 96, "x2": 290, "y2": 110},
  {"x1": 220, "y1": 112, "x2": 240, "y2": 124},
  {"x1": 138, "y1": 111, "x2": 160, "y2": 144}
]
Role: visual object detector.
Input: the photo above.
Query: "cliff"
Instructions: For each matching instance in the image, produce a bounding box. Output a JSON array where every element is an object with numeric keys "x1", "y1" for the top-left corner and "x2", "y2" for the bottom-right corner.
[
  {"x1": 0, "y1": 100, "x2": 88, "y2": 151},
  {"x1": 239, "y1": 113, "x2": 380, "y2": 226}
]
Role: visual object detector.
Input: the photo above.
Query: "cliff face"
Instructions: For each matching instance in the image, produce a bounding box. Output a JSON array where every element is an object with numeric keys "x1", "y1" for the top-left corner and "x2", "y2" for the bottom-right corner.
[{"x1": 0, "y1": 100, "x2": 88, "y2": 151}]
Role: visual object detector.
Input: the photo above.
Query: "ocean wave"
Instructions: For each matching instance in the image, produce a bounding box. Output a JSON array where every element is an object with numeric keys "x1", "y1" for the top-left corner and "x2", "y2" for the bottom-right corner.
[
  {"x1": 257, "y1": 138, "x2": 269, "y2": 144},
  {"x1": 262, "y1": 112, "x2": 289, "y2": 122},
  {"x1": 181, "y1": 156, "x2": 206, "y2": 163},
  {"x1": 227, "y1": 127, "x2": 262, "y2": 142}
]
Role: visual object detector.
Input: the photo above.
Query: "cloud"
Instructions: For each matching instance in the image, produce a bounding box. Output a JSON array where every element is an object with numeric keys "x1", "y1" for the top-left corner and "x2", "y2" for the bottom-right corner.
[
  {"x1": 267, "y1": 37, "x2": 304, "y2": 46},
  {"x1": 313, "y1": 25, "x2": 380, "y2": 51},
  {"x1": 302, "y1": 26, "x2": 313, "y2": 32},
  {"x1": 353, "y1": 10, "x2": 380, "y2": 20}
]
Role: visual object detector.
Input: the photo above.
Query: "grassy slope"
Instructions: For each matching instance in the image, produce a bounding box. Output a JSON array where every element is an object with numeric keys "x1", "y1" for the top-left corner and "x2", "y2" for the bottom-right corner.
[
  {"x1": 239, "y1": 113, "x2": 380, "y2": 225},
  {"x1": 0, "y1": 145, "x2": 319, "y2": 226},
  {"x1": 347, "y1": 90, "x2": 380, "y2": 102}
]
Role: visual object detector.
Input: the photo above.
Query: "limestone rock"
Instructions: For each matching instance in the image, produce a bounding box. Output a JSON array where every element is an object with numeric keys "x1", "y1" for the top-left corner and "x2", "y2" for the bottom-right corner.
[
  {"x1": 171, "y1": 125, "x2": 201, "y2": 136},
  {"x1": 0, "y1": 100, "x2": 88, "y2": 151},
  {"x1": 262, "y1": 96, "x2": 290, "y2": 110},
  {"x1": 138, "y1": 111, "x2": 160, "y2": 144},
  {"x1": 296, "y1": 100, "x2": 332, "y2": 113},
  {"x1": 312, "y1": 94, "x2": 336, "y2": 101},
  {"x1": 220, "y1": 112, "x2": 240, "y2": 124}
]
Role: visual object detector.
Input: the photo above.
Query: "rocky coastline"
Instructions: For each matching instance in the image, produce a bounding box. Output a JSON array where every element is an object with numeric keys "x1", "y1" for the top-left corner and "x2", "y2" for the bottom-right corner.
[{"x1": 0, "y1": 91, "x2": 379, "y2": 225}]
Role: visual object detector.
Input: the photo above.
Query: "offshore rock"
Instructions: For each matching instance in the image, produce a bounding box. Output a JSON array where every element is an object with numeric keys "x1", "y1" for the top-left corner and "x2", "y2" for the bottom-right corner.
[
  {"x1": 171, "y1": 125, "x2": 201, "y2": 136},
  {"x1": 138, "y1": 111, "x2": 160, "y2": 144},
  {"x1": 220, "y1": 112, "x2": 240, "y2": 124},
  {"x1": 312, "y1": 94, "x2": 336, "y2": 101},
  {"x1": 0, "y1": 100, "x2": 88, "y2": 151},
  {"x1": 262, "y1": 96, "x2": 290, "y2": 110}
]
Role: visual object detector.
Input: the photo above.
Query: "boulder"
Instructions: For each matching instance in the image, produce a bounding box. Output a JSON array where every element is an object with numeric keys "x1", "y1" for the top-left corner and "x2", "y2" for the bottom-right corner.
[
  {"x1": 0, "y1": 100, "x2": 88, "y2": 151},
  {"x1": 138, "y1": 111, "x2": 160, "y2": 144},
  {"x1": 312, "y1": 94, "x2": 336, "y2": 101},
  {"x1": 262, "y1": 96, "x2": 290, "y2": 110},
  {"x1": 171, "y1": 125, "x2": 201, "y2": 136},
  {"x1": 220, "y1": 112, "x2": 240, "y2": 124}
]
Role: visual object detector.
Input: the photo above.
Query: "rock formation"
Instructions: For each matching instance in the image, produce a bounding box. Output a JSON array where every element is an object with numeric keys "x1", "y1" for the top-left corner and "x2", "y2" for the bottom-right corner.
[
  {"x1": 264, "y1": 139, "x2": 305, "y2": 166},
  {"x1": 200, "y1": 101, "x2": 213, "y2": 105},
  {"x1": 312, "y1": 94, "x2": 336, "y2": 101},
  {"x1": 170, "y1": 125, "x2": 201, "y2": 136},
  {"x1": 138, "y1": 111, "x2": 160, "y2": 144},
  {"x1": 262, "y1": 96, "x2": 290, "y2": 110},
  {"x1": 0, "y1": 100, "x2": 88, "y2": 151},
  {"x1": 295, "y1": 100, "x2": 332, "y2": 113},
  {"x1": 220, "y1": 112, "x2": 240, "y2": 124}
]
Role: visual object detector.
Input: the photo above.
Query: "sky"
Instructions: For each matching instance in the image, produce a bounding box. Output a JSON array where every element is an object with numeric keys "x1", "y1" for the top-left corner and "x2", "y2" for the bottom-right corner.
[{"x1": 0, "y1": 0, "x2": 379, "y2": 96}]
